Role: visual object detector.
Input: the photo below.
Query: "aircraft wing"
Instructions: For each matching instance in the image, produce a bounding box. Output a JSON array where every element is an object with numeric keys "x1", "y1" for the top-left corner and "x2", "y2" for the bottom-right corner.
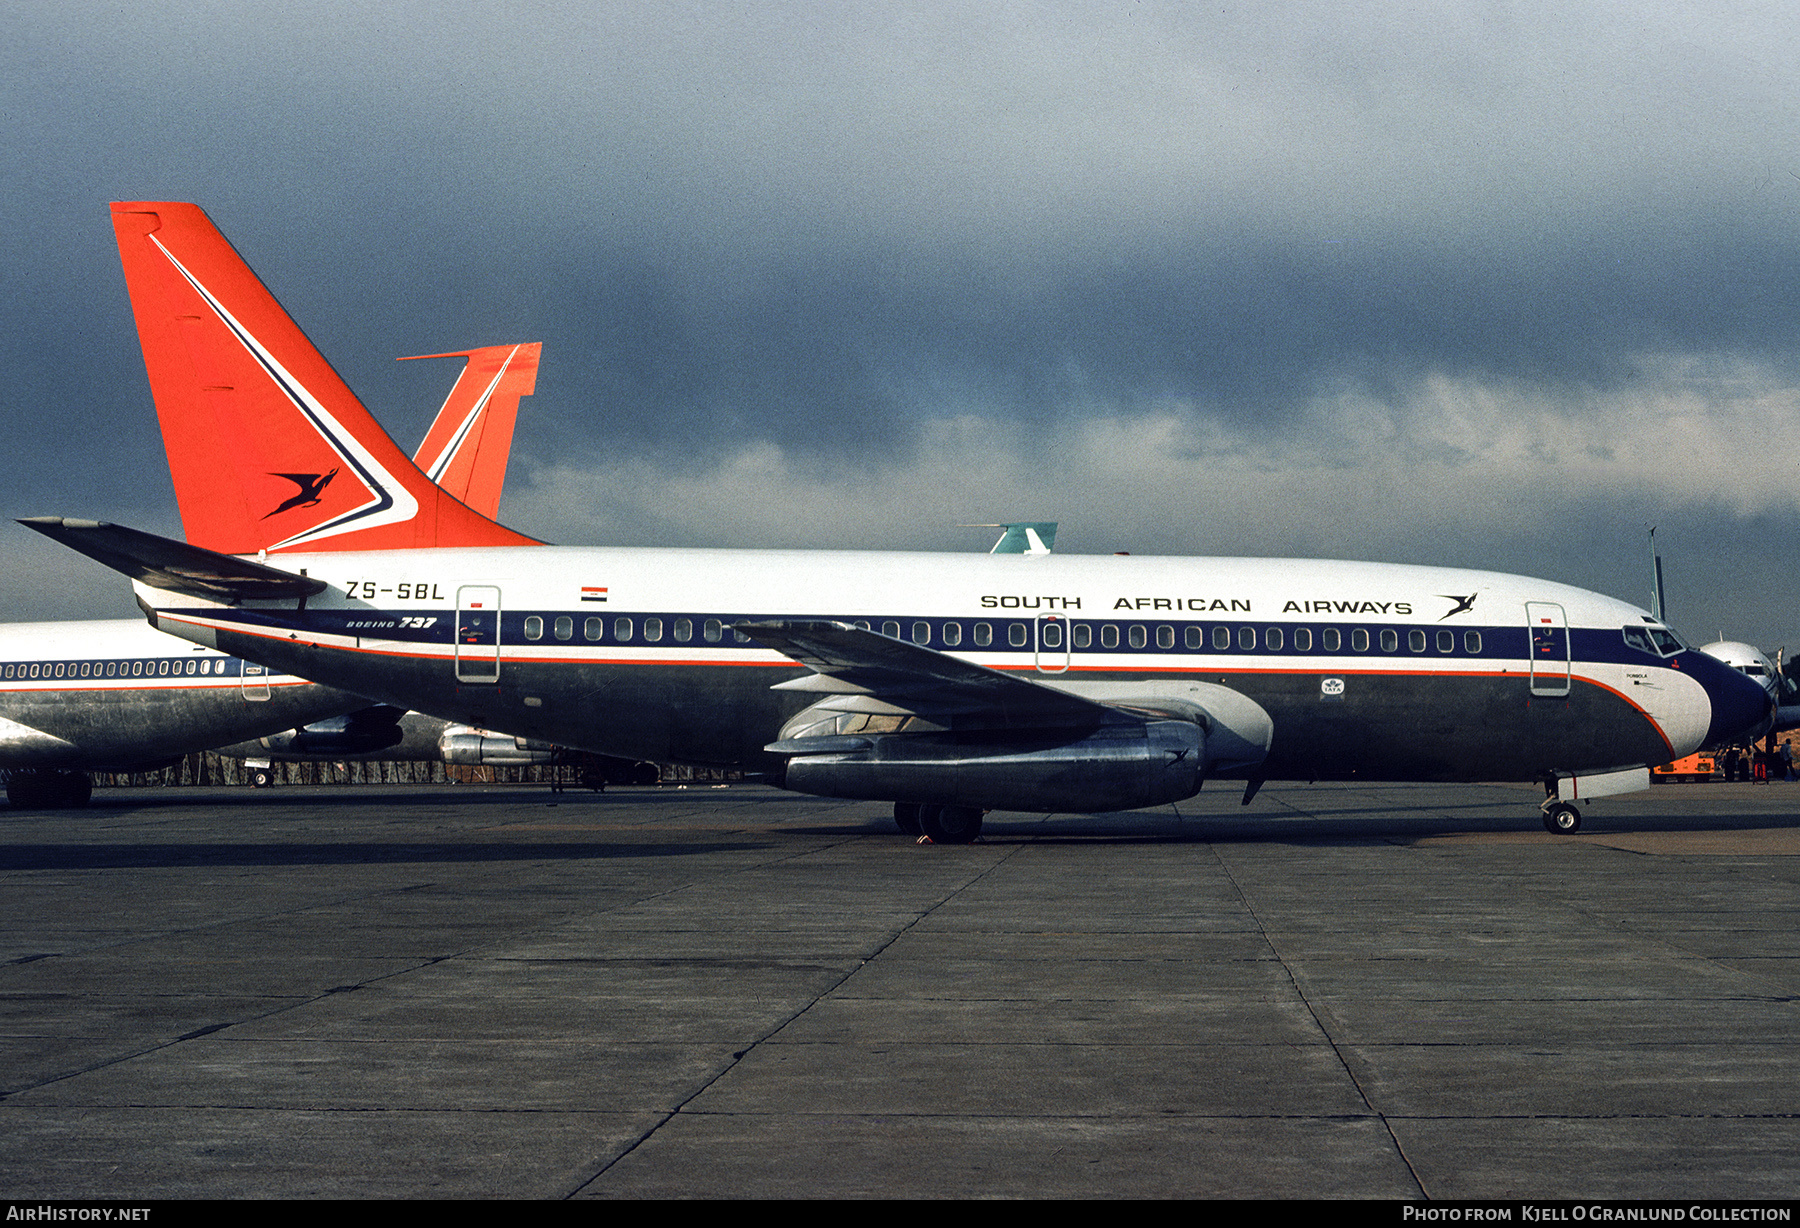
[
  {"x1": 736, "y1": 619, "x2": 1120, "y2": 729},
  {"x1": 18, "y1": 518, "x2": 325, "y2": 602}
]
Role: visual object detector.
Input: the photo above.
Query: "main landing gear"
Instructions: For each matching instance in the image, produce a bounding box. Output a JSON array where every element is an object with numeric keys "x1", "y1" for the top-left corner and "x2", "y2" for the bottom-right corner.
[
  {"x1": 893, "y1": 801, "x2": 984, "y2": 844},
  {"x1": 1540, "y1": 797, "x2": 1582, "y2": 834},
  {"x1": 6, "y1": 769, "x2": 94, "y2": 809}
]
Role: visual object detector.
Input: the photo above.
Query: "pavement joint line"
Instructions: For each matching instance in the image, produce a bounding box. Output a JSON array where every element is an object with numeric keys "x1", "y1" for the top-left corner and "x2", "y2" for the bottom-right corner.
[
  {"x1": 0, "y1": 950, "x2": 470, "y2": 1101},
  {"x1": 0, "y1": 818, "x2": 874, "y2": 1103},
  {"x1": 560, "y1": 832, "x2": 1032, "y2": 1199},
  {"x1": 1208, "y1": 838, "x2": 1430, "y2": 1199},
  {"x1": 0, "y1": 874, "x2": 447, "y2": 962}
]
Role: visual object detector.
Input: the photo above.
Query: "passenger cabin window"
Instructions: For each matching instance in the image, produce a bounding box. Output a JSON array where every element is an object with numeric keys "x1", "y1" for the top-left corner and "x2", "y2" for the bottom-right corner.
[
  {"x1": 1157, "y1": 625, "x2": 1174, "y2": 649},
  {"x1": 942, "y1": 622, "x2": 962, "y2": 647},
  {"x1": 1100, "y1": 624, "x2": 1118, "y2": 649},
  {"x1": 1009, "y1": 623, "x2": 1028, "y2": 648},
  {"x1": 674, "y1": 618, "x2": 692, "y2": 642},
  {"x1": 1351, "y1": 629, "x2": 1370, "y2": 652},
  {"x1": 555, "y1": 616, "x2": 574, "y2": 641},
  {"x1": 1185, "y1": 626, "x2": 1201, "y2": 649},
  {"x1": 1464, "y1": 630, "x2": 1482, "y2": 654},
  {"x1": 614, "y1": 617, "x2": 633, "y2": 641},
  {"x1": 1041, "y1": 621, "x2": 1063, "y2": 648},
  {"x1": 1266, "y1": 627, "x2": 1284, "y2": 651},
  {"x1": 644, "y1": 618, "x2": 663, "y2": 643},
  {"x1": 704, "y1": 619, "x2": 723, "y2": 642},
  {"x1": 1292, "y1": 628, "x2": 1311, "y2": 652},
  {"x1": 1437, "y1": 629, "x2": 1454, "y2": 653},
  {"x1": 1072, "y1": 624, "x2": 1091, "y2": 649},
  {"x1": 882, "y1": 621, "x2": 901, "y2": 639},
  {"x1": 1129, "y1": 625, "x2": 1146, "y2": 649},
  {"x1": 1409, "y1": 630, "x2": 1426, "y2": 653},
  {"x1": 586, "y1": 617, "x2": 604, "y2": 641},
  {"x1": 974, "y1": 623, "x2": 993, "y2": 647},
  {"x1": 1213, "y1": 626, "x2": 1230, "y2": 650},
  {"x1": 1322, "y1": 629, "x2": 1341, "y2": 652},
  {"x1": 1380, "y1": 629, "x2": 1397, "y2": 652},
  {"x1": 1239, "y1": 626, "x2": 1256, "y2": 651},
  {"x1": 912, "y1": 621, "x2": 930, "y2": 645}
]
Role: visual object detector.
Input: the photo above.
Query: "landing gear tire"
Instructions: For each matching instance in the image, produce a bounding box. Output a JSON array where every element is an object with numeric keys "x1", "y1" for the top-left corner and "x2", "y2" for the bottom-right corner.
[
  {"x1": 919, "y1": 804, "x2": 983, "y2": 844},
  {"x1": 894, "y1": 802, "x2": 922, "y2": 835},
  {"x1": 250, "y1": 769, "x2": 274, "y2": 789},
  {"x1": 1542, "y1": 803, "x2": 1581, "y2": 834}
]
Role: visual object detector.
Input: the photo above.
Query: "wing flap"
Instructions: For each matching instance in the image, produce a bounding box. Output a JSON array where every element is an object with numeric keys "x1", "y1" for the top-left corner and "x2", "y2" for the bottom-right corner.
[{"x1": 735, "y1": 619, "x2": 1118, "y2": 728}]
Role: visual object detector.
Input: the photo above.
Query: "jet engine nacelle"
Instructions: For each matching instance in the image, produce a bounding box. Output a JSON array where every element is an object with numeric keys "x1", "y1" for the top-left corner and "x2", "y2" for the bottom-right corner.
[
  {"x1": 780, "y1": 719, "x2": 1205, "y2": 813},
  {"x1": 438, "y1": 729, "x2": 556, "y2": 766},
  {"x1": 260, "y1": 706, "x2": 406, "y2": 755}
]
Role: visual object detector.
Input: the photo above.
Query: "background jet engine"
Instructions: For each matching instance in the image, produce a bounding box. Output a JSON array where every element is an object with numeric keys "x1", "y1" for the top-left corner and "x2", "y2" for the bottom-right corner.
[
  {"x1": 258, "y1": 705, "x2": 408, "y2": 756},
  {"x1": 438, "y1": 729, "x2": 558, "y2": 766}
]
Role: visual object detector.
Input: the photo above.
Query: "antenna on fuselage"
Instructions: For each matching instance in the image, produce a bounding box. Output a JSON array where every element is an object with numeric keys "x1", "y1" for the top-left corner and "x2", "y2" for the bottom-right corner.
[{"x1": 1648, "y1": 526, "x2": 1667, "y2": 622}]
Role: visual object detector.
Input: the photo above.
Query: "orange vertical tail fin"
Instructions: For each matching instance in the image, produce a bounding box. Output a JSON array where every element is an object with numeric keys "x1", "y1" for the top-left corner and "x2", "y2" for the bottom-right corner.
[
  {"x1": 110, "y1": 201, "x2": 539, "y2": 554},
  {"x1": 403, "y1": 343, "x2": 540, "y2": 522}
]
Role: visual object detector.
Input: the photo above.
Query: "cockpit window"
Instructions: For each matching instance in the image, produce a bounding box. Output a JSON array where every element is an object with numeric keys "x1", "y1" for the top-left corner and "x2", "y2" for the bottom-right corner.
[{"x1": 1624, "y1": 625, "x2": 1687, "y2": 657}]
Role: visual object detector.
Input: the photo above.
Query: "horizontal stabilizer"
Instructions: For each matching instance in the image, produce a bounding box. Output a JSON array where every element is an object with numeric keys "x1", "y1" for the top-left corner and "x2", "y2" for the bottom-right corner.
[{"x1": 18, "y1": 517, "x2": 326, "y2": 601}]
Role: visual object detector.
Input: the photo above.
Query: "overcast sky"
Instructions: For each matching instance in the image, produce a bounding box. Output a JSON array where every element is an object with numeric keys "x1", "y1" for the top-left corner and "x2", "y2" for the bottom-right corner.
[{"x1": 4, "y1": 1, "x2": 1798, "y2": 651}]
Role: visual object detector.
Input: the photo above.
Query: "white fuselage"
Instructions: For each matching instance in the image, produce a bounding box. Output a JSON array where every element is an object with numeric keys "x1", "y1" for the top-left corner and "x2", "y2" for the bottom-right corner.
[{"x1": 131, "y1": 546, "x2": 1771, "y2": 787}]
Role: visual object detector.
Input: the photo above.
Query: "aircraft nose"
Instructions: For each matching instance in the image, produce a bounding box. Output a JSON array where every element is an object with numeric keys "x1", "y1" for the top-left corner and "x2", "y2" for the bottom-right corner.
[{"x1": 1692, "y1": 652, "x2": 1775, "y2": 747}]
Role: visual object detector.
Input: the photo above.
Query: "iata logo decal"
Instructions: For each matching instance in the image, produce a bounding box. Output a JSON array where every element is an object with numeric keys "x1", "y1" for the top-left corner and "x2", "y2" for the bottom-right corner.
[{"x1": 263, "y1": 469, "x2": 340, "y2": 519}]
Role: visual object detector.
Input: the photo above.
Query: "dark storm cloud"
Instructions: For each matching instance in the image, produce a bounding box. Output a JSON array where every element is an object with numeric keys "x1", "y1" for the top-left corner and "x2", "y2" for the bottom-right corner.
[{"x1": 3, "y1": 1, "x2": 1800, "y2": 647}]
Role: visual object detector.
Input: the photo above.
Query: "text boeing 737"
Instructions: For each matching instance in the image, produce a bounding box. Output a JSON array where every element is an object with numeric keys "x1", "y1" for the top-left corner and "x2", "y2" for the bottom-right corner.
[{"x1": 28, "y1": 201, "x2": 1772, "y2": 836}]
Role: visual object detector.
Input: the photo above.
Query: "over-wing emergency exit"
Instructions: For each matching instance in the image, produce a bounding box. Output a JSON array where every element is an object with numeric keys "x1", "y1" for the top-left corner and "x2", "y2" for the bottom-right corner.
[{"x1": 28, "y1": 201, "x2": 1774, "y2": 836}]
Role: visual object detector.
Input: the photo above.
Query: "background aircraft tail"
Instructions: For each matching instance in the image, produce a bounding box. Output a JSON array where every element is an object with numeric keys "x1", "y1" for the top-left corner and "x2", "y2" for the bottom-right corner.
[
  {"x1": 110, "y1": 201, "x2": 538, "y2": 554},
  {"x1": 403, "y1": 344, "x2": 539, "y2": 522}
]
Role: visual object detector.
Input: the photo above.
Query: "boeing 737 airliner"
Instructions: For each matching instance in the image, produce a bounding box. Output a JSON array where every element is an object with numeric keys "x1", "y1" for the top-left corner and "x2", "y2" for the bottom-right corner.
[{"x1": 27, "y1": 202, "x2": 1774, "y2": 837}]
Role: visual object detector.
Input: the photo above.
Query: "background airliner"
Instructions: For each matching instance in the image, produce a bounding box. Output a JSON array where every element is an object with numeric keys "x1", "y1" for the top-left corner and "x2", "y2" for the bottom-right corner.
[
  {"x1": 31, "y1": 201, "x2": 1773, "y2": 837},
  {"x1": 1, "y1": 340, "x2": 540, "y2": 807}
]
